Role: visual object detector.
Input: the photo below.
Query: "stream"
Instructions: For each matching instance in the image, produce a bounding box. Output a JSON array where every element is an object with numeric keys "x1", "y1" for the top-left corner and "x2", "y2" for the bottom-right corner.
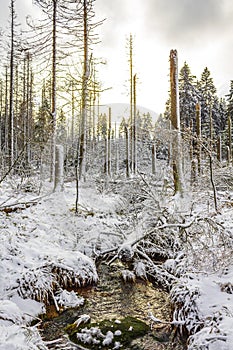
[{"x1": 40, "y1": 263, "x2": 187, "y2": 349}]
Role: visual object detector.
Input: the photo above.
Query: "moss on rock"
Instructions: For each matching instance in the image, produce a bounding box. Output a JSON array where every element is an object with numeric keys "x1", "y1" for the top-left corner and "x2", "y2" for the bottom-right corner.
[{"x1": 66, "y1": 315, "x2": 150, "y2": 349}]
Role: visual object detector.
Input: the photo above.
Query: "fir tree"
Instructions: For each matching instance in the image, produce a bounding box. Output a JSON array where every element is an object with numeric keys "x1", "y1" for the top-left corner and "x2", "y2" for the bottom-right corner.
[
  {"x1": 179, "y1": 62, "x2": 198, "y2": 131},
  {"x1": 197, "y1": 67, "x2": 217, "y2": 137},
  {"x1": 142, "y1": 112, "x2": 153, "y2": 140}
]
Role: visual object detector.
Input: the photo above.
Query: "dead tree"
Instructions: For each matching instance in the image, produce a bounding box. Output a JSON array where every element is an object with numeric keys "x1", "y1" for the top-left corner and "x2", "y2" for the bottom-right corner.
[
  {"x1": 169, "y1": 49, "x2": 184, "y2": 195},
  {"x1": 107, "y1": 107, "x2": 112, "y2": 177},
  {"x1": 8, "y1": 0, "x2": 15, "y2": 167},
  {"x1": 132, "y1": 73, "x2": 137, "y2": 174}
]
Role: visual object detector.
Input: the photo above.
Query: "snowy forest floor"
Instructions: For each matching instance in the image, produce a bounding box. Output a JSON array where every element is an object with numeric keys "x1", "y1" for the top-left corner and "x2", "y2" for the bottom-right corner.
[{"x1": 0, "y1": 169, "x2": 233, "y2": 350}]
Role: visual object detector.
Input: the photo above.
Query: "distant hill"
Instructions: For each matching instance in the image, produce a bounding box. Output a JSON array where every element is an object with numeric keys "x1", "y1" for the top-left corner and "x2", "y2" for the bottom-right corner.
[{"x1": 98, "y1": 103, "x2": 159, "y2": 127}]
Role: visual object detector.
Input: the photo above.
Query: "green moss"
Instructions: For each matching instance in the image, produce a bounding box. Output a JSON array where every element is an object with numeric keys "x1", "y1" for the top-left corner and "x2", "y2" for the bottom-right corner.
[{"x1": 66, "y1": 316, "x2": 149, "y2": 349}]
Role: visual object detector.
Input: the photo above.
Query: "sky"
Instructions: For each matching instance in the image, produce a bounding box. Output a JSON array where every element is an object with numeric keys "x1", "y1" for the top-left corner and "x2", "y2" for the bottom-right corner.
[{"x1": 1, "y1": 0, "x2": 233, "y2": 113}]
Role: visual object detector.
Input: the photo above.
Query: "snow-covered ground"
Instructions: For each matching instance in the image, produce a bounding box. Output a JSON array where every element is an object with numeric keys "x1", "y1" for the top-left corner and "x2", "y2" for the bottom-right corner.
[{"x1": 0, "y1": 176, "x2": 233, "y2": 349}]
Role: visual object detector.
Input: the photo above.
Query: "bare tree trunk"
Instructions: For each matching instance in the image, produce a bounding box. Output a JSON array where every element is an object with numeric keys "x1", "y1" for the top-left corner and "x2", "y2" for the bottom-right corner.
[
  {"x1": 209, "y1": 153, "x2": 218, "y2": 212},
  {"x1": 115, "y1": 141, "x2": 119, "y2": 175},
  {"x1": 50, "y1": 0, "x2": 57, "y2": 183},
  {"x1": 26, "y1": 51, "x2": 31, "y2": 165},
  {"x1": 125, "y1": 126, "x2": 130, "y2": 178},
  {"x1": 54, "y1": 144, "x2": 64, "y2": 192},
  {"x1": 9, "y1": 0, "x2": 15, "y2": 167},
  {"x1": 92, "y1": 67, "x2": 96, "y2": 146},
  {"x1": 133, "y1": 73, "x2": 137, "y2": 174},
  {"x1": 79, "y1": 0, "x2": 90, "y2": 180},
  {"x1": 4, "y1": 67, "x2": 9, "y2": 155},
  {"x1": 105, "y1": 135, "x2": 108, "y2": 175},
  {"x1": 71, "y1": 79, "x2": 75, "y2": 146},
  {"x1": 217, "y1": 135, "x2": 222, "y2": 163},
  {"x1": 107, "y1": 107, "x2": 112, "y2": 177},
  {"x1": 169, "y1": 49, "x2": 184, "y2": 195},
  {"x1": 152, "y1": 143, "x2": 156, "y2": 175},
  {"x1": 129, "y1": 34, "x2": 133, "y2": 174},
  {"x1": 209, "y1": 106, "x2": 218, "y2": 211}
]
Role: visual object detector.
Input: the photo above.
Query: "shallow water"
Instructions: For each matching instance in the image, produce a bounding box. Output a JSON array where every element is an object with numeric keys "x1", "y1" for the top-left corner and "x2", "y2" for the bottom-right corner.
[{"x1": 40, "y1": 263, "x2": 186, "y2": 349}]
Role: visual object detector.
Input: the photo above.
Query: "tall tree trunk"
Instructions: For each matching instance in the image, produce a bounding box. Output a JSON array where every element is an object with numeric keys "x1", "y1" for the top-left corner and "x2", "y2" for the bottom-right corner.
[
  {"x1": 169, "y1": 49, "x2": 183, "y2": 195},
  {"x1": 107, "y1": 107, "x2": 112, "y2": 177},
  {"x1": 50, "y1": 0, "x2": 57, "y2": 183},
  {"x1": 4, "y1": 67, "x2": 9, "y2": 155},
  {"x1": 133, "y1": 73, "x2": 137, "y2": 174},
  {"x1": 152, "y1": 143, "x2": 156, "y2": 175},
  {"x1": 71, "y1": 79, "x2": 75, "y2": 147},
  {"x1": 129, "y1": 34, "x2": 133, "y2": 174},
  {"x1": 217, "y1": 135, "x2": 222, "y2": 163},
  {"x1": 125, "y1": 126, "x2": 130, "y2": 178},
  {"x1": 26, "y1": 51, "x2": 31, "y2": 165},
  {"x1": 9, "y1": 0, "x2": 15, "y2": 167},
  {"x1": 79, "y1": 0, "x2": 89, "y2": 179},
  {"x1": 105, "y1": 134, "x2": 108, "y2": 175},
  {"x1": 54, "y1": 144, "x2": 64, "y2": 192}
]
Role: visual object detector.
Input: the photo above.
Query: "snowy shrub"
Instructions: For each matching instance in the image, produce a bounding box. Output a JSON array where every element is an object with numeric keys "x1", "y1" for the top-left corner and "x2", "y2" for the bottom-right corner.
[
  {"x1": 170, "y1": 279, "x2": 202, "y2": 336},
  {"x1": 146, "y1": 261, "x2": 177, "y2": 290},
  {"x1": 0, "y1": 300, "x2": 25, "y2": 325},
  {"x1": 188, "y1": 316, "x2": 229, "y2": 350},
  {"x1": 17, "y1": 252, "x2": 98, "y2": 303},
  {"x1": 18, "y1": 266, "x2": 55, "y2": 303},
  {"x1": 0, "y1": 325, "x2": 48, "y2": 350}
]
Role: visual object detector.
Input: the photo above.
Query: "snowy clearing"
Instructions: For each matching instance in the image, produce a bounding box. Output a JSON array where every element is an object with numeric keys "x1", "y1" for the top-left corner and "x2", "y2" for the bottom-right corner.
[{"x1": 0, "y1": 175, "x2": 233, "y2": 349}]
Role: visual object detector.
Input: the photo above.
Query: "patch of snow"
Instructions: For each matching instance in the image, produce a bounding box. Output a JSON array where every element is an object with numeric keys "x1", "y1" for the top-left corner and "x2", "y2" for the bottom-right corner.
[
  {"x1": 74, "y1": 314, "x2": 91, "y2": 327},
  {"x1": 102, "y1": 330, "x2": 114, "y2": 346},
  {"x1": 114, "y1": 330, "x2": 122, "y2": 336},
  {"x1": 55, "y1": 289, "x2": 84, "y2": 308}
]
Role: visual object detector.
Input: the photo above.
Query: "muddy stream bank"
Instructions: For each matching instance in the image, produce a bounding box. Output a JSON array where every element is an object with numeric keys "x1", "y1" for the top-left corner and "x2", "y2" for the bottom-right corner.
[{"x1": 40, "y1": 263, "x2": 186, "y2": 349}]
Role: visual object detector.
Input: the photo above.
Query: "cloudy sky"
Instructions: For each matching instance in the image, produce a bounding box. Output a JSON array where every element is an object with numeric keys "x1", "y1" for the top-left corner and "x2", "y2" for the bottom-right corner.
[{"x1": 1, "y1": 0, "x2": 233, "y2": 113}]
